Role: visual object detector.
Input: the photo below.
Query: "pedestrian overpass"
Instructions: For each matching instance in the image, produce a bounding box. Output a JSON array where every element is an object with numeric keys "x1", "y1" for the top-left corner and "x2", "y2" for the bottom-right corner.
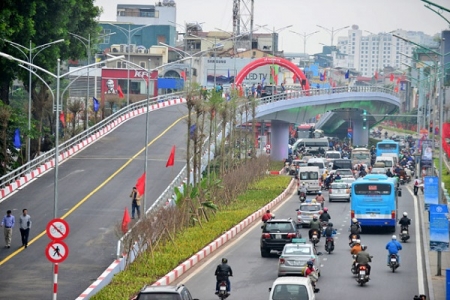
[{"x1": 253, "y1": 85, "x2": 401, "y2": 160}]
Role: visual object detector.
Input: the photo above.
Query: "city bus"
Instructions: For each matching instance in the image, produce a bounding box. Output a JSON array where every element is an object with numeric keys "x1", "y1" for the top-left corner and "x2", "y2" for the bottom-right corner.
[
  {"x1": 376, "y1": 140, "x2": 400, "y2": 157},
  {"x1": 351, "y1": 148, "x2": 371, "y2": 166},
  {"x1": 350, "y1": 175, "x2": 401, "y2": 232},
  {"x1": 296, "y1": 124, "x2": 315, "y2": 138}
]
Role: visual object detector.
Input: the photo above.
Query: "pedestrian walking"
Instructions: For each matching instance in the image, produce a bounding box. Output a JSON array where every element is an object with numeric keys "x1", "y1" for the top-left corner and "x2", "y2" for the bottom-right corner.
[
  {"x1": 1, "y1": 210, "x2": 15, "y2": 248},
  {"x1": 19, "y1": 209, "x2": 31, "y2": 248},
  {"x1": 129, "y1": 187, "x2": 141, "y2": 219}
]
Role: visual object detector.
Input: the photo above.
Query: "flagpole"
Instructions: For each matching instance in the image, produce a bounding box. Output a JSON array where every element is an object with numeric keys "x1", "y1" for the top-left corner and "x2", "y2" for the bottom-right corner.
[{"x1": 143, "y1": 59, "x2": 151, "y2": 213}]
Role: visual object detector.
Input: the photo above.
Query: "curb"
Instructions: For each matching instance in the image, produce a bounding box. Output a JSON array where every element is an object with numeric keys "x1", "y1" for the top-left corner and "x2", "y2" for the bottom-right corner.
[
  {"x1": 0, "y1": 98, "x2": 186, "y2": 200},
  {"x1": 153, "y1": 178, "x2": 295, "y2": 286}
]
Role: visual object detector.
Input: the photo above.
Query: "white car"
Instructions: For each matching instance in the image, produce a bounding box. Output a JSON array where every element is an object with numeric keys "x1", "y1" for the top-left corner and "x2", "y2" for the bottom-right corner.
[{"x1": 269, "y1": 276, "x2": 319, "y2": 300}]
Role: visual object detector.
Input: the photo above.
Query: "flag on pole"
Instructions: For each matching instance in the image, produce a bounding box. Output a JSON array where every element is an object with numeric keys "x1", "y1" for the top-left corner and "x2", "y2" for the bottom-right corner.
[
  {"x1": 121, "y1": 207, "x2": 131, "y2": 234},
  {"x1": 396, "y1": 77, "x2": 401, "y2": 84},
  {"x1": 180, "y1": 71, "x2": 186, "y2": 81},
  {"x1": 292, "y1": 74, "x2": 297, "y2": 83},
  {"x1": 319, "y1": 73, "x2": 324, "y2": 81},
  {"x1": 394, "y1": 85, "x2": 399, "y2": 93},
  {"x1": 93, "y1": 97, "x2": 100, "y2": 112},
  {"x1": 59, "y1": 112, "x2": 66, "y2": 128},
  {"x1": 117, "y1": 85, "x2": 124, "y2": 98},
  {"x1": 227, "y1": 69, "x2": 230, "y2": 79},
  {"x1": 323, "y1": 69, "x2": 326, "y2": 81},
  {"x1": 345, "y1": 70, "x2": 350, "y2": 79},
  {"x1": 166, "y1": 145, "x2": 176, "y2": 167},
  {"x1": 190, "y1": 124, "x2": 197, "y2": 140},
  {"x1": 374, "y1": 71, "x2": 378, "y2": 80},
  {"x1": 135, "y1": 172, "x2": 146, "y2": 196},
  {"x1": 390, "y1": 73, "x2": 394, "y2": 82},
  {"x1": 13, "y1": 129, "x2": 21, "y2": 148}
]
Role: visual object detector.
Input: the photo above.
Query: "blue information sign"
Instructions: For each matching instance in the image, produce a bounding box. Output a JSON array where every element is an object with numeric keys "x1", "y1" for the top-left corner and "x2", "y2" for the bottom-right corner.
[
  {"x1": 429, "y1": 204, "x2": 449, "y2": 252},
  {"x1": 424, "y1": 176, "x2": 439, "y2": 209}
]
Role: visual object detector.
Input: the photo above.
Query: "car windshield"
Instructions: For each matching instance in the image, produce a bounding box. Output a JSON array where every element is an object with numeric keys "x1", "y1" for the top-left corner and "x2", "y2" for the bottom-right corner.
[
  {"x1": 338, "y1": 170, "x2": 353, "y2": 176},
  {"x1": 299, "y1": 205, "x2": 321, "y2": 211},
  {"x1": 326, "y1": 153, "x2": 340, "y2": 158},
  {"x1": 308, "y1": 162, "x2": 324, "y2": 168},
  {"x1": 265, "y1": 222, "x2": 293, "y2": 232},
  {"x1": 353, "y1": 153, "x2": 370, "y2": 159},
  {"x1": 332, "y1": 183, "x2": 347, "y2": 189},
  {"x1": 137, "y1": 294, "x2": 179, "y2": 300},
  {"x1": 300, "y1": 172, "x2": 318, "y2": 180},
  {"x1": 283, "y1": 245, "x2": 311, "y2": 255},
  {"x1": 272, "y1": 284, "x2": 309, "y2": 300}
]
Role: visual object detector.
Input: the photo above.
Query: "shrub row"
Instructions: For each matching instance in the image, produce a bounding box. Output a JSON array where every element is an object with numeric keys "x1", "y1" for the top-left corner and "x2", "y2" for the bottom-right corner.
[{"x1": 91, "y1": 175, "x2": 292, "y2": 300}]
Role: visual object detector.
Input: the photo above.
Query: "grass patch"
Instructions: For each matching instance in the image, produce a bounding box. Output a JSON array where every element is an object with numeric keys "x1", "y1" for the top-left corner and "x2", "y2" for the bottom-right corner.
[
  {"x1": 269, "y1": 160, "x2": 284, "y2": 171},
  {"x1": 91, "y1": 175, "x2": 292, "y2": 300}
]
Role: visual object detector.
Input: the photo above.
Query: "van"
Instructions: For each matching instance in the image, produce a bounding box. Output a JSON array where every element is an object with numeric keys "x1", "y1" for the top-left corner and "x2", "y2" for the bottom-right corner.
[
  {"x1": 307, "y1": 158, "x2": 327, "y2": 176},
  {"x1": 298, "y1": 166, "x2": 321, "y2": 194},
  {"x1": 330, "y1": 159, "x2": 353, "y2": 171},
  {"x1": 269, "y1": 276, "x2": 318, "y2": 300},
  {"x1": 375, "y1": 156, "x2": 394, "y2": 172},
  {"x1": 381, "y1": 153, "x2": 398, "y2": 166}
]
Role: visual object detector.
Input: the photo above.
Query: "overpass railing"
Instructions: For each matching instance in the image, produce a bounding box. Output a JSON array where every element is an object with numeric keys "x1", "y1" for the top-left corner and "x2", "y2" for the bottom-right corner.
[
  {"x1": 0, "y1": 92, "x2": 185, "y2": 190},
  {"x1": 257, "y1": 85, "x2": 400, "y2": 105}
]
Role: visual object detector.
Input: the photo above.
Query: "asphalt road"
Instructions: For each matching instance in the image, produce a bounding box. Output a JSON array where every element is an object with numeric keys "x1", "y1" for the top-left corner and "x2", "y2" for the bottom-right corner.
[
  {"x1": 0, "y1": 105, "x2": 188, "y2": 299},
  {"x1": 178, "y1": 183, "x2": 421, "y2": 300}
]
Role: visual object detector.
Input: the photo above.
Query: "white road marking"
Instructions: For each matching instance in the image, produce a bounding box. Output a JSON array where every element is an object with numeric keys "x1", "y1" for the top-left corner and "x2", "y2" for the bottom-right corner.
[{"x1": 412, "y1": 186, "x2": 425, "y2": 294}]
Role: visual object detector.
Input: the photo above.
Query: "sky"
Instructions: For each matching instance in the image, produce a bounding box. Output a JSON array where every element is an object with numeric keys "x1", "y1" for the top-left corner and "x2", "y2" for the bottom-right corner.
[{"x1": 95, "y1": 0, "x2": 450, "y2": 54}]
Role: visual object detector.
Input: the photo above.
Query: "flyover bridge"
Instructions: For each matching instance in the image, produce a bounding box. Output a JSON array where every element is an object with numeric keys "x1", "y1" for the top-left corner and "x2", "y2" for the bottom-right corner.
[{"x1": 254, "y1": 85, "x2": 401, "y2": 160}]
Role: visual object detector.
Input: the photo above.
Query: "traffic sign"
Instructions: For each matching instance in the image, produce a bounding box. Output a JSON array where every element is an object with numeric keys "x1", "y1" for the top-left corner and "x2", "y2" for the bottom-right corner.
[
  {"x1": 347, "y1": 128, "x2": 353, "y2": 132},
  {"x1": 45, "y1": 240, "x2": 69, "y2": 264},
  {"x1": 46, "y1": 218, "x2": 70, "y2": 241}
]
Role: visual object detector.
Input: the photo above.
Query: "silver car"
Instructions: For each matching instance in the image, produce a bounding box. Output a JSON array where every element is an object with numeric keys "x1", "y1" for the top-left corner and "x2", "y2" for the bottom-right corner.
[
  {"x1": 329, "y1": 181, "x2": 351, "y2": 202},
  {"x1": 277, "y1": 239, "x2": 321, "y2": 277},
  {"x1": 296, "y1": 203, "x2": 322, "y2": 226}
]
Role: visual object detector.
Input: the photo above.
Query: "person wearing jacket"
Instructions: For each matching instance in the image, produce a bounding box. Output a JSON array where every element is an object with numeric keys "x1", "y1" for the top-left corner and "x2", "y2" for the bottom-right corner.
[
  {"x1": 351, "y1": 240, "x2": 362, "y2": 255},
  {"x1": 215, "y1": 258, "x2": 233, "y2": 294},
  {"x1": 319, "y1": 207, "x2": 331, "y2": 223},
  {"x1": 309, "y1": 215, "x2": 321, "y2": 240},
  {"x1": 386, "y1": 235, "x2": 402, "y2": 265},
  {"x1": 355, "y1": 245, "x2": 372, "y2": 275},
  {"x1": 398, "y1": 212, "x2": 411, "y2": 229},
  {"x1": 261, "y1": 210, "x2": 273, "y2": 223}
]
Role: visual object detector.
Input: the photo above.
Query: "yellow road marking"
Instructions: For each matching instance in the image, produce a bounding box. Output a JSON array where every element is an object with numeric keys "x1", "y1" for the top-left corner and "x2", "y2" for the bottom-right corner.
[{"x1": 0, "y1": 114, "x2": 187, "y2": 266}]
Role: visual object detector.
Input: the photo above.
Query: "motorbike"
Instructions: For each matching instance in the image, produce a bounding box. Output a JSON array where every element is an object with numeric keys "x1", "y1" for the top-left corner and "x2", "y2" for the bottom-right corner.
[
  {"x1": 356, "y1": 265, "x2": 370, "y2": 286},
  {"x1": 217, "y1": 280, "x2": 230, "y2": 299},
  {"x1": 406, "y1": 175, "x2": 411, "y2": 184},
  {"x1": 399, "y1": 176, "x2": 406, "y2": 185},
  {"x1": 400, "y1": 226, "x2": 410, "y2": 242},
  {"x1": 351, "y1": 255, "x2": 358, "y2": 275},
  {"x1": 349, "y1": 234, "x2": 359, "y2": 247},
  {"x1": 389, "y1": 254, "x2": 400, "y2": 272},
  {"x1": 299, "y1": 192, "x2": 306, "y2": 203},
  {"x1": 310, "y1": 230, "x2": 320, "y2": 247},
  {"x1": 320, "y1": 222, "x2": 328, "y2": 235},
  {"x1": 325, "y1": 237, "x2": 334, "y2": 254}
]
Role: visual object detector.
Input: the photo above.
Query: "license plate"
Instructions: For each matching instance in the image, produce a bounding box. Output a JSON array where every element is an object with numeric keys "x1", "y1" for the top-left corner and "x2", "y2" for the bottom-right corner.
[
  {"x1": 402, "y1": 231, "x2": 407, "y2": 234},
  {"x1": 220, "y1": 286, "x2": 226, "y2": 291},
  {"x1": 390, "y1": 258, "x2": 396, "y2": 262},
  {"x1": 293, "y1": 261, "x2": 304, "y2": 265},
  {"x1": 360, "y1": 270, "x2": 366, "y2": 275},
  {"x1": 275, "y1": 234, "x2": 282, "y2": 239},
  {"x1": 370, "y1": 213, "x2": 377, "y2": 217},
  {"x1": 313, "y1": 235, "x2": 317, "y2": 239}
]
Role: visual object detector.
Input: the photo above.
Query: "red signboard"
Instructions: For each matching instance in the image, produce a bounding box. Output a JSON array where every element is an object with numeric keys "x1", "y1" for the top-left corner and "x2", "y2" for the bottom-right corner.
[{"x1": 45, "y1": 241, "x2": 69, "y2": 264}]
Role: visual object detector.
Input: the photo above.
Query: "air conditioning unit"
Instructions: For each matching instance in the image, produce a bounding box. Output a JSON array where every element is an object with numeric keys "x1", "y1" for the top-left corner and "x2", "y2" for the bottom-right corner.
[
  {"x1": 111, "y1": 45, "x2": 121, "y2": 53},
  {"x1": 120, "y1": 44, "x2": 126, "y2": 53},
  {"x1": 129, "y1": 44, "x2": 136, "y2": 53},
  {"x1": 137, "y1": 48, "x2": 145, "y2": 53}
]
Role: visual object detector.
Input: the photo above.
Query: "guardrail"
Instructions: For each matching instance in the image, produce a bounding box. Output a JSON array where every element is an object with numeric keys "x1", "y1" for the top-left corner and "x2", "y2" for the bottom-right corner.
[{"x1": 0, "y1": 92, "x2": 185, "y2": 191}]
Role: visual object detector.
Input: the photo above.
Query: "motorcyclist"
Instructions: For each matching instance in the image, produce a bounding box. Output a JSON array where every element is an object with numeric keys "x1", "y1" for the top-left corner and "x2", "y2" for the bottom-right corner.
[
  {"x1": 334, "y1": 172, "x2": 342, "y2": 180},
  {"x1": 215, "y1": 258, "x2": 233, "y2": 294},
  {"x1": 323, "y1": 222, "x2": 336, "y2": 247},
  {"x1": 315, "y1": 191, "x2": 325, "y2": 209},
  {"x1": 348, "y1": 218, "x2": 361, "y2": 244},
  {"x1": 386, "y1": 168, "x2": 393, "y2": 178},
  {"x1": 319, "y1": 207, "x2": 331, "y2": 224},
  {"x1": 413, "y1": 176, "x2": 421, "y2": 195},
  {"x1": 304, "y1": 260, "x2": 318, "y2": 287},
  {"x1": 261, "y1": 210, "x2": 273, "y2": 223},
  {"x1": 351, "y1": 239, "x2": 362, "y2": 255},
  {"x1": 386, "y1": 235, "x2": 402, "y2": 266},
  {"x1": 299, "y1": 184, "x2": 307, "y2": 198},
  {"x1": 399, "y1": 212, "x2": 411, "y2": 229},
  {"x1": 355, "y1": 245, "x2": 372, "y2": 276},
  {"x1": 309, "y1": 215, "x2": 321, "y2": 240}
]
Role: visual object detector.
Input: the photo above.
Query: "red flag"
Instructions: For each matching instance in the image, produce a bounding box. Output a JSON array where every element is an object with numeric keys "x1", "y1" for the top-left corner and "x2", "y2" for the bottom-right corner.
[
  {"x1": 396, "y1": 77, "x2": 401, "y2": 84},
  {"x1": 59, "y1": 112, "x2": 65, "y2": 128},
  {"x1": 292, "y1": 74, "x2": 297, "y2": 83},
  {"x1": 390, "y1": 74, "x2": 394, "y2": 82},
  {"x1": 166, "y1": 145, "x2": 175, "y2": 167},
  {"x1": 180, "y1": 71, "x2": 186, "y2": 81},
  {"x1": 394, "y1": 85, "x2": 399, "y2": 92},
  {"x1": 323, "y1": 70, "x2": 326, "y2": 81},
  {"x1": 121, "y1": 207, "x2": 131, "y2": 234},
  {"x1": 135, "y1": 172, "x2": 146, "y2": 196},
  {"x1": 117, "y1": 85, "x2": 124, "y2": 98},
  {"x1": 374, "y1": 71, "x2": 378, "y2": 80}
]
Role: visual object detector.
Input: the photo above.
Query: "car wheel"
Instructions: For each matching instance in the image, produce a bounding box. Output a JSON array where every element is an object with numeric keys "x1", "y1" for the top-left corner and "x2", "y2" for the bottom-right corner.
[{"x1": 260, "y1": 248, "x2": 270, "y2": 258}]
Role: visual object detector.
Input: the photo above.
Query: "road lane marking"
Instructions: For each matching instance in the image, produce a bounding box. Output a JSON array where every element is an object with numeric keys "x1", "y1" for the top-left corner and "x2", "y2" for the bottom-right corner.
[
  {"x1": 0, "y1": 114, "x2": 187, "y2": 266},
  {"x1": 411, "y1": 185, "x2": 425, "y2": 294}
]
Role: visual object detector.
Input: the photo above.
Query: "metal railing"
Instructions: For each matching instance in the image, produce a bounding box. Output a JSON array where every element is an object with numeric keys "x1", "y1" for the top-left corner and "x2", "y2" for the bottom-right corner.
[{"x1": 0, "y1": 92, "x2": 184, "y2": 190}]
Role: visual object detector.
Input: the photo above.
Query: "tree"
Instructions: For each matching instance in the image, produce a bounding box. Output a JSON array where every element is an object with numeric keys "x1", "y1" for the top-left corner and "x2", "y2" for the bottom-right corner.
[{"x1": 67, "y1": 98, "x2": 83, "y2": 137}]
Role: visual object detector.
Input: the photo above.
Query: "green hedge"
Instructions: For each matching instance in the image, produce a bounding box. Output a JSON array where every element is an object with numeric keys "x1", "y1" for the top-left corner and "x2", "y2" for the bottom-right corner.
[{"x1": 91, "y1": 175, "x2": 292, "y2": 300}]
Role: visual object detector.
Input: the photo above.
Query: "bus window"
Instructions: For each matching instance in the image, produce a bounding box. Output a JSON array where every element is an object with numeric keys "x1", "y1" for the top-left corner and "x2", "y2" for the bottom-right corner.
[{"x1": 354, "y1": 184, "x2": 391, "y2": 195}]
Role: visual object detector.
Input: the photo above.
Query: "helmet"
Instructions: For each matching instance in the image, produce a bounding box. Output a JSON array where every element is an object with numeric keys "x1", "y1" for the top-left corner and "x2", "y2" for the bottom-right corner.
[
  {"x1": 356, "y1": 239, "x2": 361, "y2": 244},
  {"x1": 311, "y1": 199, "x2": 317, "y2": 203},
  {"x1": 307, "y1": 260, "x2": 314, "y2": 267},
  {"x1": 318, "y1": 191, "x2": 322, "y2": 194},
  {"x1": 327, "y1": 222, "x2": 333, "y2": 227},
  {"x1": 403, "y1": 212, "x2": 408, "y2": 217},
  {"x1": 313, "y1": 215, "x2": 318, "y2": 220},
  {"x1": 323, "y1": 207, "x2": 328, "y2": 212},
  {"x1": 222, "y1": 258, "x2": 228, "y2": 263},
  {"x1": 392, "y1": 235, "x2": 397, "y2": 240},
  {"x1": 352, "y1": 218, "x2": 358, "y2": 223},
  {"x1": 361, "y1": 245, "x2": 367, "y2": 250}
]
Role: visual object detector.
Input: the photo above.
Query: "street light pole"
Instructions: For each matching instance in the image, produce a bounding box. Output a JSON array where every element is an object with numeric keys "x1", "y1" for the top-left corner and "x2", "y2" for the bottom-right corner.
[
  {"x1": 290, "y1": 30, "x2": 319, "y2": 54},
  {"x1": 316, "y1": 25, "x2": 350, "y2": 47},
  {"x1": 2, "y1": 38, "x2": 64, "y2": 163}
]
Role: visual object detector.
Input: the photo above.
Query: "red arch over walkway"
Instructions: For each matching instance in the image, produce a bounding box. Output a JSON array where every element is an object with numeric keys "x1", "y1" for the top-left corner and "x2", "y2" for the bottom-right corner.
[{"x1": 234, "y1": 57, "x2": 310, "y2": 91}]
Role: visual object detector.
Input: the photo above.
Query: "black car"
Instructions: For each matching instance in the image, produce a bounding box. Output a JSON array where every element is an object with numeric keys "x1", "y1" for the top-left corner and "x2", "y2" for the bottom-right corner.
[
  {"x1": 261, "y1": 85, "x2": 277, "y2": 97},
  {"x1": 260, "y1": 218, "x2": 301, "y2": 257},
  {"x1": 135, "y1": 284, "x2": 199, "y2": 300}
]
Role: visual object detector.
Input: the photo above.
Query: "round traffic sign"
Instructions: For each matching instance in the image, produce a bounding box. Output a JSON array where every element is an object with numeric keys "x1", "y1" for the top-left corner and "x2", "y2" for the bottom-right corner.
[
  {"x1": 45, "y1": 240, "x2": 69, "y2": 264},
  {"x1": 46, "y1": 218, "x2": 70, "y2": 241}
]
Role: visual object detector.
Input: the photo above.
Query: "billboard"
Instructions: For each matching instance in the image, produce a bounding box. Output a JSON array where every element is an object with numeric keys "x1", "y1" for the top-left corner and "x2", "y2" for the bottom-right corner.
[
  {"x1": 429, "y1": 204, "x2": 449, "y2": 252},
  {"x1": 420, "y1": 139, "x2": 433, "y2": 169},
  {"x1": 424, "y1": 176, "x2": 439, "y2": 209}
]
